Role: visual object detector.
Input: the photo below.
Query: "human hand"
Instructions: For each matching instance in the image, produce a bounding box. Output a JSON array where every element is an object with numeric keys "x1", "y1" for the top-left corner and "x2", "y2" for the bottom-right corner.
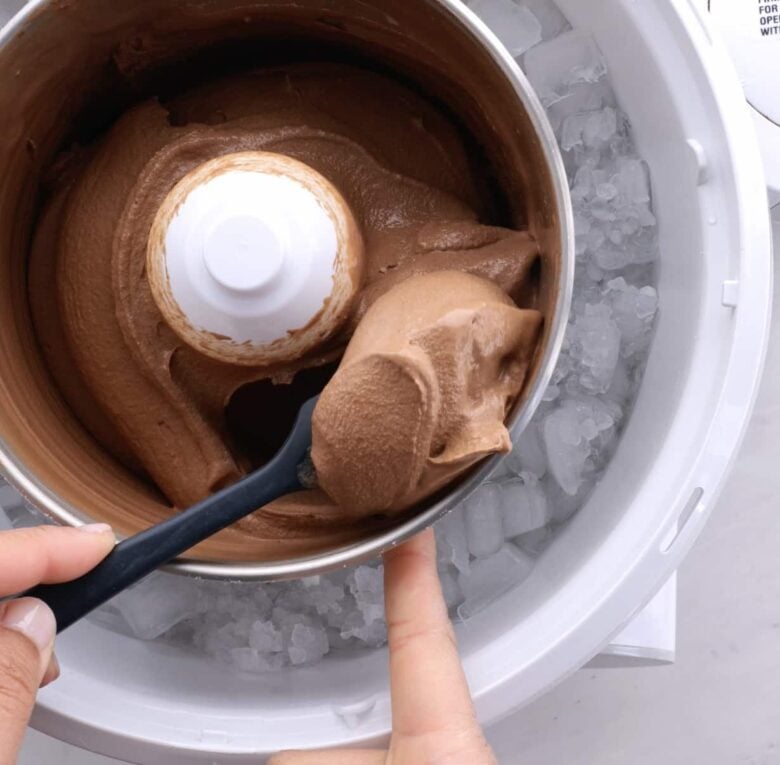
[
  {"x1": 270, "y1": 528, "x2": 497, "y2": 765},
  {"x1": 0, "y1": 523, "x2": 115, "y2": 763}
]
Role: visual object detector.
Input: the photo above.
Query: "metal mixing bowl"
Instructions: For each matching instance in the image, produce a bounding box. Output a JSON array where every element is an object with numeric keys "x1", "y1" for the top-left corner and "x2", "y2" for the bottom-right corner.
[{"x1": 0, "y1": 0, "x2": 573, "y2": 579}]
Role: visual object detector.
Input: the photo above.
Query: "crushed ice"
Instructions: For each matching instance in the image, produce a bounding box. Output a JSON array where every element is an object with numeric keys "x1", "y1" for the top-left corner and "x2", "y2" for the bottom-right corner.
[{"x1": 1, "y1": 0, "x2": 659, "y2": 674}]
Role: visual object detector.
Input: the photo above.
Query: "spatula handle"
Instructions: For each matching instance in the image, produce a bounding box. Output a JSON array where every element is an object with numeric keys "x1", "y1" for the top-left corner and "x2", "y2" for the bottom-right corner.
[{"x1": 25, "y1": 397, "x2": 317, "y2": 633}]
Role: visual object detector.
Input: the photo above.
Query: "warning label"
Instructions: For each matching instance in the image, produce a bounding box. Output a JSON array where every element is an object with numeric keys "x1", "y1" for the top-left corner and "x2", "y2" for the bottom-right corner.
[
  {"x1": 759, "y1": 2, "x2": 780, "y2": 36},
  {"x1": 708, "y1": 0, "x2": 780, "y2": 126}
]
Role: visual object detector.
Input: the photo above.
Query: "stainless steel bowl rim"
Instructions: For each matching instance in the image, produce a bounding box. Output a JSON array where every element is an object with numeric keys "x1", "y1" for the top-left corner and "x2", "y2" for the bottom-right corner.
[{"x1": 0, "y1": 0, "x2": 574, "y2": 580}]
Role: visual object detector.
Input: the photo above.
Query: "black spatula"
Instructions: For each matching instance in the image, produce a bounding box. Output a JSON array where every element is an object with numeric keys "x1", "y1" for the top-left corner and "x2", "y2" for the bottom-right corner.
[{"x1": 25, "y1": 396, "x2": 318, "y2": 633}]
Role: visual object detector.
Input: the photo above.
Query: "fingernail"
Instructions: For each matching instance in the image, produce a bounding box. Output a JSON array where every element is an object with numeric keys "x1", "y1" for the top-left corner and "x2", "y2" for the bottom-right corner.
[
  {"x1": 0, "y1": 598, "x2": 56, "y2": 652},
  {"x1": 79, "y1": 523, "x2": 113, "y2": 535},
  {"x1": 41, "y1": 653, "x2": 60, "y2": 687}
]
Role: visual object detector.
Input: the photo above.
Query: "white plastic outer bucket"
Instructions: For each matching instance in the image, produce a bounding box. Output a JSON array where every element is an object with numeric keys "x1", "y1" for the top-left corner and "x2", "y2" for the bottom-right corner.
[{"x1": 23, "y1": 0, "x2": 773, "y2": 762}]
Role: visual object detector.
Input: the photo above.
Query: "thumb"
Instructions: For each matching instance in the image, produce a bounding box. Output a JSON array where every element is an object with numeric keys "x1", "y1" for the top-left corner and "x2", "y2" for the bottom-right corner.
[{"x1": 0, "y1": 598, "x2": 56, "y2": 761}]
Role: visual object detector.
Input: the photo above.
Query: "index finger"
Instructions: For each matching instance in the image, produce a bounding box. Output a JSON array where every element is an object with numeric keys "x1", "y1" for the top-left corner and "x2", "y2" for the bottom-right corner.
[
  {"x1": 383, "y1": 528, "x2": 478, "y2": 738},
  {"x1": 0, "y1": 525, "x2": 115, "y2": 597}
]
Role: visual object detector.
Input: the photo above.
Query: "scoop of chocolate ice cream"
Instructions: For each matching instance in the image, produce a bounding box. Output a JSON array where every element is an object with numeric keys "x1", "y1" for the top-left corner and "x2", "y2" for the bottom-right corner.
[{"x1": 313, "y1": 271, "x2": 542, "y2": 516}]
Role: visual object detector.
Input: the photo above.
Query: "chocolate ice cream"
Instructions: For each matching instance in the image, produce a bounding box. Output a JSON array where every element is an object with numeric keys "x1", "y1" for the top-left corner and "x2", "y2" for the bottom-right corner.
[{"x1": 28, "y1": 63, "x2": 541, "y2": 556}]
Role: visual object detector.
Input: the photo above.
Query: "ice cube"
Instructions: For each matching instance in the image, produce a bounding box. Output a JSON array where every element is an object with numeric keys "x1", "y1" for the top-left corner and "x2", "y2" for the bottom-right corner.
[
  {"x1": 289, "y1": 622, "x2": 330, "y2": 665},
  {"x1": 112, "y1": 572, "x2": 201, "y2": 641},
  {"x1": 547, "y1": 79, "x2": 616, "y2": 134},
  {"x1": 305, "y1": 578, "x2": 346, "y2": 617},
  {"x1": 515, "y1": 526, "x2": 554, "y2": 555},
  {"x1": 274, "y1": 584, "x2": 312, "y2": 613},
  {"x1": 585, "y1": 107, "x2": 618, "y2": 147},
  {"x1": 503, "y1": 423, "x2": 548, "y2": 478},
  {"x1": 357, "y1": 602, "x2": 384, "y2": 625},
  {"x1": 457, "y1": 544, "x2": 535, "y2": 620},
  {"x1": 561, "y1": 112, "x2": 589, "y2": 151},
  {"x1": 345, "y1": 618, "x2": 387, "y2": 648},
  {"x1": 273, "y1": 606, "x2": 307, "y2": 635},
  {"x1": 604, "y1": 278, "x2": 659, "y2": 359},
  {"x1": 347, "y1": 565, "x2": 385, "y2": 625},
  {"x1": 597, "y1": 183, "x2": 618, "y2": 201},
  {"x1": 561, "y1": 107, "x2": 618, "y2": 153},
  {"x1": 0, "y1": 490, "x2": 42, "y2": 530},
  {"x1": 463, "y1": 483, "x2": 505, "y2": 559},
  {"x1": 87, "y1": 602, "x2": 138, "y2": 636},
  {"x1": 324, "y1": 596, "x2": 356, "y2": 631},
  {"x1": 524, "y1": 31, "x2": 607, "y2": 106},
  {"x1": 615, "y1": 158, "x2": 651, "y2": 206},
  {"x1": 191, "y1": 617, "x2": 232, "y2": 654},
  {"x1": 543, "y1": 474, "x2": 587, "y2": 524},
  {"x1": 339, "y1": 599, "x2": 387, "y2": 647},
  {"x1": 515, "y1": 0, "x2": 569, "y2": 41},
  {"x1": 350, "y1": 565, "x2": 383, "y2": 598},
  {"x1": 568, "y1": 303, "x2": 622, "y2": 394},
  {"x1": 9, "y1": 502, "x2": 48, "y2": 529},
  {"x1": 436, "y1": 509, "x2": 471, "y2": 574},
  {"x1": 543, "y1": 397, "x2": 620, "y2": 495},
  {"x1": 604, "y1": 355, "x2": 632, "y2": 406},
  {"x1": 543, "y1": 402, "x2": 591, "y2": 495},
  {"x1": 249, "y1": 620, "x2": 284, "y2": 653},
  {"x1": 348, "y1": 566, "x2": 383, "y2": 601},
  {"x1": 469, "y1": 0, "x2": 543, "y2": 56},
  {"x1": 235, "y1": 583, "x2": 274, "y2": 619},
  {"x1": 326, "y1": 627, "x2": 355, "y2": 651},
  {"x1": 501, "y1": 476, "x2": 549, "y2": 537},
  {"x1": 438, "y1": 566, "x2": 463, "y2": 609},
  {"x1": 0, "y1": 484, "x2": 23, "y2": 510},
  {"x1": 594, "y1": 226, "x2": 658, "y2": 271}
]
